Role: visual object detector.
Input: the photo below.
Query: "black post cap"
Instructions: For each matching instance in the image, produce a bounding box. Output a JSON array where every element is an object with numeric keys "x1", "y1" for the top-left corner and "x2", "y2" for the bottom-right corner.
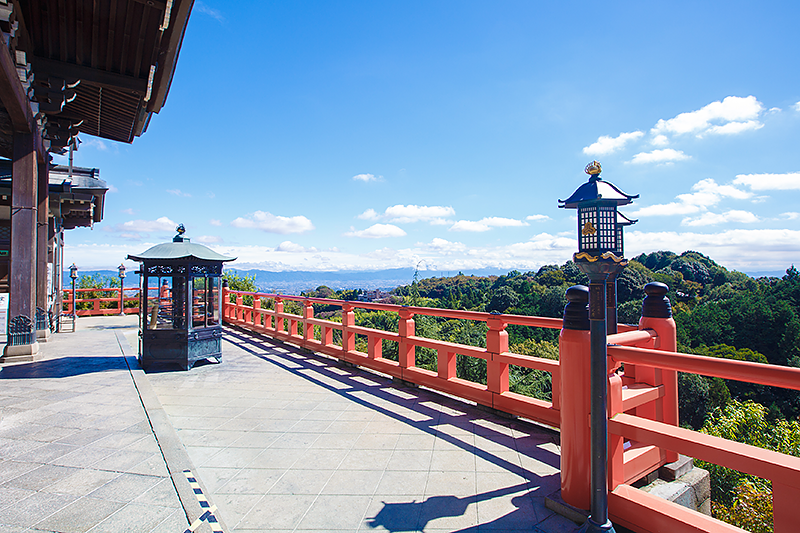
[
  {"x1": 563, "y1": 285, "x2": 590, "y2": 330},
  {"x1": 642, "y1": 282, "x2": 672, "y2": 318}
]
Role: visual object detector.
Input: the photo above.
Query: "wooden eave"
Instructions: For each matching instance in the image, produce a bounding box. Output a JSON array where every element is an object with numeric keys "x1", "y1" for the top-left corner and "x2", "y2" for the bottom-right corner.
[{"x1": 15, "y1": 0, "x2": 193, "y2": 144}]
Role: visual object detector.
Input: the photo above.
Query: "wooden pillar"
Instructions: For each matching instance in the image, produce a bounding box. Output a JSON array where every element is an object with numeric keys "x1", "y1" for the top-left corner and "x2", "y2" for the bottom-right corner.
[
  {"x1": 3, "y1": 132, "x2": 39, "y2": 359},
  {"x1": 36, "y1": 158, "x2": 49, "y2": 340}
]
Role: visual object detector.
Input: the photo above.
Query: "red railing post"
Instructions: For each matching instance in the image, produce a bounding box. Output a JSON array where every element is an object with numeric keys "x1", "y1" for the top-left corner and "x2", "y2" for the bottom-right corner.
[
  {"x1": 221, "y1": 283, "x2": 229, "y2": 320},
  {"x1": 235, "y1": 293, "x2": 243, "y2": 322},
  {"x1": 275, "y1": 297, "x2": 284, "y2": 332},
  {"x1": 559, "y1": 285, "x2": 592, "y2": 510},
  {"x1": 437, "y1": 349, "x2": 456, "y2": 378},
  {"x1": 398, "y1": 307, "x2": 415, "y2": 372},
  {"x1": 303, "y1": 300, "x2": 314, "y2": 347},
  {"x1": 252, "y1": 297, "x2": 261, "y2": 327},
  {"x1": 342, "y1": 303, "x2": 355, "y2": 352},
  {"x1": 487, "y1": 314, "x2": 509, "y2": 399},
  {"x1": 607, "y1": 372, "x2": 626, "y2": 491},
  {"x1": 639, "y1": 282, "x2": 679, "y2": 464},
  {"x1": 773, "y1": 482, "x2": 800, "y2": 533},
  {"x1": 243, "y1": 296, "x2": 252, "y2": 324}
]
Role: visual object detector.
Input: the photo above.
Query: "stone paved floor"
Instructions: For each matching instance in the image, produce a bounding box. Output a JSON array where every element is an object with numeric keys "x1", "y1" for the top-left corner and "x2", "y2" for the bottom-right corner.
[
  {"x1": 0, "y1": 316, "x2": 189, "y2": 533},
  {"x1": 142, "y1": 325, "x2": 577, "y2": 532}
]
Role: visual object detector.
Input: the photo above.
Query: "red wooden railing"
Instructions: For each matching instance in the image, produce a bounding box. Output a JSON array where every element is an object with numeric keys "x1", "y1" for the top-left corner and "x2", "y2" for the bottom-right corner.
[
  {"x1": 62, "y1": 288, "x2": 141, "y2": 316},
  {"x1": 221, "y1": 287, "x2": 800, "y2": 533},
  {"x1": 222, "y1": 289, "x2": 567, "y2": 427}
]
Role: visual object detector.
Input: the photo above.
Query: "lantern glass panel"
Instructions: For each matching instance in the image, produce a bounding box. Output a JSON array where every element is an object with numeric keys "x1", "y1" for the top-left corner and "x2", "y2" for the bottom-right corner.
[
  {"x1": 578, "y1": 207, "x2": 598, "y2": 251},
  {"x1": 598, "y1": 205, "x2": 617, "y2": 250},
  {"x1": 208, "y1": 276, "x2": 219, "y2": 326},
  {"x1": 192, "y1": 276, "x2": 206, "y2": 329}
]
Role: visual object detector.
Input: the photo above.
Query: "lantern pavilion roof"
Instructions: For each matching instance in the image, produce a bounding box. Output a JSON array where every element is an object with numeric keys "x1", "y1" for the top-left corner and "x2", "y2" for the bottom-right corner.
[
  {"x1": 128, "y1": 239, "x2": 236, "y2": 263},
  {"x1": 558, "y1": 175, "x2": 638, "y2": 208}
]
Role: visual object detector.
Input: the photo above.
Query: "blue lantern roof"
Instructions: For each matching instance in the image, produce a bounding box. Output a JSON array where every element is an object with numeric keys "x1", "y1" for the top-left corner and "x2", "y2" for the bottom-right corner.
[
  {"x1": 558, "y1": 174, "x2": 638, "y2": 208},
  {"x1": 127, "y1": 240, "x2": 236, "y2": 262}
]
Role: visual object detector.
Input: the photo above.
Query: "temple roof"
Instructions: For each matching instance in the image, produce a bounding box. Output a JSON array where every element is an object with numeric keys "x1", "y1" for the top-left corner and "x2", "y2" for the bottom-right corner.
[{"x1": 128, "y1": 240, "x2": 236, "y2": 263}]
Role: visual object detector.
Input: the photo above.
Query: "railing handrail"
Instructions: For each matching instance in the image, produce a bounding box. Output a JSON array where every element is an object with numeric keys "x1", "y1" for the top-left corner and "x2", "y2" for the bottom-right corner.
[
  {"x1": 609, "y1": 344, "x2": 800, "y2": 391},
  {"x1": 227, "y1": 289, "x2": 565, "y2": 328}
]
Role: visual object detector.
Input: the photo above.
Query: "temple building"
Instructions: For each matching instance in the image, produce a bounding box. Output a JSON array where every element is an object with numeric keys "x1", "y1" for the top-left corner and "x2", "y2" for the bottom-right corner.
[{"x1": 0, "y1": 0, "x2": 194, "y2": 361}]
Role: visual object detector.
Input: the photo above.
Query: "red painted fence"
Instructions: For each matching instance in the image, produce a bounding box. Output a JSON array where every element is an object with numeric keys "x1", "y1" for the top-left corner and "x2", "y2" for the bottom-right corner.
[
  {"x1": 62, "y1": 288, "x2": 141, "y2": 316},
  {"x1": 220, "y1": 287, "x2": 800, "y2": 533}
]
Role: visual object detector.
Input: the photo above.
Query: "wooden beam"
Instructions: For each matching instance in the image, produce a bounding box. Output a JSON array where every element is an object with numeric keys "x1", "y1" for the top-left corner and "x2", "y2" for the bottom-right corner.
[
  {"x1": 31, "y1": 56, "x2": 148, "y2": 94},
  {"x1": 0, "y1": 36, "x2": 33, "y2": 132},
  {"x1": 148, "y1": 0, "x2": 193, "y2": 113}
]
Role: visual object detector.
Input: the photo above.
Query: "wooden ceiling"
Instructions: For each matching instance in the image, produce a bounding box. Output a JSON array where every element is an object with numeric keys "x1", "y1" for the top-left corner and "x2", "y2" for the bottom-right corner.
[{"x1": 11, "y1": 0, "x2": 193, "y2": 148}]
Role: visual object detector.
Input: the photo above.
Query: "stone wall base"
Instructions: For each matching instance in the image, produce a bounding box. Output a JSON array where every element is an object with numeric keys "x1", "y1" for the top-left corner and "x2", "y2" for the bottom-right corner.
[{"x1": 1, "y1": 341, "x2": 42, "y2": 364}]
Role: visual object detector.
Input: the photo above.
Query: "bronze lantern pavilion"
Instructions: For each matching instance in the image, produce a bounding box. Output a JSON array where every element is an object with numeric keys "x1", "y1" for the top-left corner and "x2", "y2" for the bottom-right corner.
[
  {"x1": 127, "y1": 226, "x2": 235, "y2": 370},
  {"x1": 558, "y1": 160, "x2": 638, "y2": 259}
]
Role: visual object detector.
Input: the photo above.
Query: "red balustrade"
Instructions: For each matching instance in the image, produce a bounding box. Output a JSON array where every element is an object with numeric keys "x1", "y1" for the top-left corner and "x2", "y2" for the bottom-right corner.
[
  {"x1": 221, "y1": 287, "x2": 799, "y2": 533},
  {"x1": 62, "y1": 287, "x2": 144, "y2": 316}
]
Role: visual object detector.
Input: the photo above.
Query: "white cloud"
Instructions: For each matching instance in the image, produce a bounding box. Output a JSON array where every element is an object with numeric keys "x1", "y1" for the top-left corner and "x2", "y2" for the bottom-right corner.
[
  {"x1": 626, "y1": 229, "x2": 800, "y2": 271},
  {"x1": 793, "y1": 101, "x2": 800, "y2": 112},
  {"x1": 276, "y1": 241, "x2": 318, "y2": 253},
  {"x1": 120, "y1": 208, "x2": 135, "y2": 215},
  {"x1": 421, "y1": 238, "x2": 467, "y2": 254},
  {"x1": 691, "y1": 178, "x2": 753, "y2": 200},
  {"x1": 681, "y1": 210, "x2": 759, "y2": 227},
  {"x1": 582, "y1": 131, "x2": 644, "y2": 156},
  {"x1": 702, "y1": 120, "x2": 763, "y2": 137},
  {"x1": 449, "y1": 217, "x2": 529, "y2": 232},
  {"x1": 781, "y1": 212, "x2": 800, "y2": 220},
  {"x1": 345, "y1": 224, "x2": 406, "y2": 239},
  {"x1": 106, "y1": 216, "x2": 177, "y2": 235},
  {"x1": 83, "y1": 138, "x2": 109, "y2": 151},
  {"x1": 651, "y1": 134, "x2": 669, "y2": 147},
  {"x1": 209, "y1": 219, "x2": 222, "y2": 226},
  {"x1": 630, "y1": 178, "x2": 751, "y2": 218},
  {"x1": 195, "y1": 1, "x2": 225, "y2": 22},
  {"x1": 629, "y1": 149, "x2": 690, "y2": 165},
  {"x1": 358, "y1": 208, "x2": 379, "y2": 220},
  {"x1": 733, "y1": 172, "x2": 800, "y2": 191},
  {"x1": 651, "y1": 96, "x2": 764, "y2": 138},
  {"x1": 195, "y1": 235, "x2": 223, "y2": 244},
  {"x1": 384, "y1": 204, "x2": 455, "y2": 223},
  {"x1": 526, "y1": 214, "x2": 550, "y2": 222},
  {"x1": 230, "y1": 211, "x2": 314, "y2": 234},
  {"x1": 353, "y1": 173, "x2": 380, "y2": 182},
  {"x1": 167, "y1": 189, "x2": 192, "y2": 197}
]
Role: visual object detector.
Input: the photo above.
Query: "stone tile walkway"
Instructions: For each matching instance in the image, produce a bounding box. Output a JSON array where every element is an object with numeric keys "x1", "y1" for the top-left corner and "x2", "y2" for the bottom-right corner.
[
  {"x1": 143, "y1": 325, "x2": 577, "y2": 532},
  {"x1": 0, "y1": 316, "x2": 578, "y2": 532},
  {"x1": 0, "y1": 316, "x2": 191, "y2": 533}
]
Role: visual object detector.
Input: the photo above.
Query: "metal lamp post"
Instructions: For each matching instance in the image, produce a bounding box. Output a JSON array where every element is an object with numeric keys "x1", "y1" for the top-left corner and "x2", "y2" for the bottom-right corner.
[
  {"x1": 118, "y1": 263, "x2": 127, "y2": 315},
  {"x1": 559, "y1": 161, "x2": 637, "y2": 533},
  {"x1": 69, "y1": 263, "x2": 78, "y2": 321}
]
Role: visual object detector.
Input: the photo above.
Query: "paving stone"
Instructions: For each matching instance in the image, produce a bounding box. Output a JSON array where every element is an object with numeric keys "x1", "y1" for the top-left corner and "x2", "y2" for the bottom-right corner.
[{"x1": 35, "y1": 496, "x2": 124, "y2": 533}]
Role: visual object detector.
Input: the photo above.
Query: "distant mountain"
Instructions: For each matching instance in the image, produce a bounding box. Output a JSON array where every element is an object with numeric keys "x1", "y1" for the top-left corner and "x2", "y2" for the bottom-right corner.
[{"x1": 63, "y1": 267, "x2": 508, "y2": 294}]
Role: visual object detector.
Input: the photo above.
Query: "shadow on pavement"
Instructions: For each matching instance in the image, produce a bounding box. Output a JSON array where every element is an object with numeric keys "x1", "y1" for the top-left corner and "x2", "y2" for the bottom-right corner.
[
  {"x1": 0, "y1": 356, "x2": 127, "y2": 379},
  {"x1": 366, "y1": 482, "x2": 535, "y2": 532}
]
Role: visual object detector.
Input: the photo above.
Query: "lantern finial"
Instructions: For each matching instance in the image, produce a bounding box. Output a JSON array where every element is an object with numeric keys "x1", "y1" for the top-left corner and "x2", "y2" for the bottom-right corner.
[{"x1": 585, "y1": 160, "x2": 602, "y2": 179}]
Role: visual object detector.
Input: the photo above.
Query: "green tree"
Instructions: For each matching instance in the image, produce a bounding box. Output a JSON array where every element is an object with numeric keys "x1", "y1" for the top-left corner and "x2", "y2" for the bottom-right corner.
[
  {"x1": 697, "y1": 400, "x2": 800, "y2": 531},
  {"x1": 222, "y1": 271, "x2": 258, "y2": 305}
]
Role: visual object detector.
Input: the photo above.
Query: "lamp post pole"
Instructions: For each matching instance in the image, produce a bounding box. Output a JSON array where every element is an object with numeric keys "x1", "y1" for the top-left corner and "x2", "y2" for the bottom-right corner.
[
  {"x1": 118, "y1": 263, "x2": 126, "y2": 316},
  {"x1": 559, "y1": 161, "x2": 637, "y2": 533},
  {"x1": 69, "y1": 263, "x2": 78, "y2": 323},
  {"x1": 575, "y1": 263, "x2": 622, "y2": 533}
]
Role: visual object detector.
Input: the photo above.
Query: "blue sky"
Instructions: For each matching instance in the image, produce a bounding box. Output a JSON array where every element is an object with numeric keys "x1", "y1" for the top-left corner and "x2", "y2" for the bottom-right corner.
[{"x1": 58, "y1": 1, "x2": 800, "y2": 275}]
